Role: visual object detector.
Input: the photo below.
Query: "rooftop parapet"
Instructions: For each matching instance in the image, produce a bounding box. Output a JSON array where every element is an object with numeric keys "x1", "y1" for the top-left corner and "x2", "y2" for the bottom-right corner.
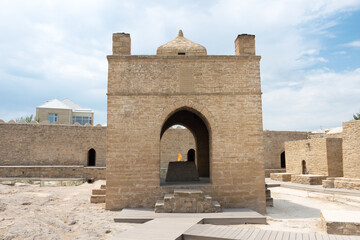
[{"x1": 235, "y1": 34, "x2": 255, "y2": 56}]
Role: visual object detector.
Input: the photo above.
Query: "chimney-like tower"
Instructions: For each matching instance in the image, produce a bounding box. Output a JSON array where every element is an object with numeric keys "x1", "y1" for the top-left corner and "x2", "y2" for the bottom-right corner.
[
  {"x1": 112, "y1": 33, "x2": 131, "y2": 55},
  {"x1": 235, "y1": 34, "x2": 255, "y2": 55}
]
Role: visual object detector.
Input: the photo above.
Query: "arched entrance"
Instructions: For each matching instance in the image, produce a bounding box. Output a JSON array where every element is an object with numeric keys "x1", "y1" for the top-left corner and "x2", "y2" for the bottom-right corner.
[
  {"x1": 88, "y1": 148, "x2": 96, "y2": 166},
  {"x1": 280, "y1": 151, "x2": 286, "y2": 168},
  {"x1": 187, "y1": 149, "x2": 195, "y2": 162},
  {"x1": 160, "y1": 108, "x2": 210, "y2": 180},
  {"x1": 302, "y1": 160, "x2": 307, "y2": 174}
]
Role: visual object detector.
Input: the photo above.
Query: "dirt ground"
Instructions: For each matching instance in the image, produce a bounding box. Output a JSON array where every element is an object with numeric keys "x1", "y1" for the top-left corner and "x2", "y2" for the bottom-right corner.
[
  {"x1": 1, "y1": 180, "x2": 359, "y2": 239},
  {"x1": 0, "y1": 180, "x2": 135, "y2": 240}
]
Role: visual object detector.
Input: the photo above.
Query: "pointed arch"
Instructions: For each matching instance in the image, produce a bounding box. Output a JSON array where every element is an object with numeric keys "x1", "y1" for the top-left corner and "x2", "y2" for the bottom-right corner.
[{"x1": 160, "y1": 106, "x2": 211, "y2": 178}]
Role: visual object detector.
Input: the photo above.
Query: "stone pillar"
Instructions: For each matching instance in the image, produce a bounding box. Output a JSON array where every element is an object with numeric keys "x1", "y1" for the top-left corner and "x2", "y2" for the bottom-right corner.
[
  {"x1": 112, "y1": 33, "x2": 131, "y2": 55},
  {"x1": 235, "y1": 34, "x2": 255, "y2": 55}
]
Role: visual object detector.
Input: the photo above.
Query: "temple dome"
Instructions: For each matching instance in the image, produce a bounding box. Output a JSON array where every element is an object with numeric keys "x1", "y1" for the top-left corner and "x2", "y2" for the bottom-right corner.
[{"x1": 157, "y1": 30, "x2": 207, "y2": 56}]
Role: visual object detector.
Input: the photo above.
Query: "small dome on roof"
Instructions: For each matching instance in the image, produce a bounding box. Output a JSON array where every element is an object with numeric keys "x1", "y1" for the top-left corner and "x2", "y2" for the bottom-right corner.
[{"x1": 157, "y1": 30, "x2": 207, "y2": 56}]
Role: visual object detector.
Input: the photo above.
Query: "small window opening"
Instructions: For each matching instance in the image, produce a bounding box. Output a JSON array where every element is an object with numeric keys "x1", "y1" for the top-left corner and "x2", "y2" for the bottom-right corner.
[
  {"x1": 187, "y1": 149, "x2": 195, "y2": 162},
  {"x1": 178, "y1": 52, "x2": 185, "y2": 55},
  {"x1": 280, "y1": 151, "x2": 286, "y2": 168},
  {"x1": 302, "y1": 160, "x2": 307, "y2": 174},
  {"x1": 88, "y1": 148, "x2": 96, "y2": 166}
]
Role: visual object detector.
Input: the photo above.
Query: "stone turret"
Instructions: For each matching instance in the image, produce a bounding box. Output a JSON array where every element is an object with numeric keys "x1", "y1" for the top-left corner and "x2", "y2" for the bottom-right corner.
[
  {"x1": 235, "y1": 34, "x2": 255, "y2": 55},
  {"x1": 112, "y1": 33, "x2": 131, "y2": 55},
  {"x1": 157, "y1": 30, "x2": 207, "y2": 56}
]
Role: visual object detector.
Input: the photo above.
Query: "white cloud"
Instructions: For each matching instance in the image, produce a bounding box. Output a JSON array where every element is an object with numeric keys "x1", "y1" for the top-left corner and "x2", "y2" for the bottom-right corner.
[
  {"x1": 345, "y1": 40, "x2": 360, "y2": 48},
  {"x1": 0, "y1": 0, "x2": 359, "y2": 128},
  {"x1": 263, "y1": 68, "x2": 360, "y2": 131}
]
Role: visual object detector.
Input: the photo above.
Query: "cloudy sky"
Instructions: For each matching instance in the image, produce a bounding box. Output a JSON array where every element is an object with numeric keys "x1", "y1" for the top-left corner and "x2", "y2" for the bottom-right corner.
[{"x1": 0, "y1": 0, "x2": 359, "y2": 130}]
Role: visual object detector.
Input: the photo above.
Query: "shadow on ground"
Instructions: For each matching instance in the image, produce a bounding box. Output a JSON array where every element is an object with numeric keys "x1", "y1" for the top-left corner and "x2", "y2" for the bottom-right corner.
[{"x1": 266, "y1": 199, "x2": 320, "y2": 219}]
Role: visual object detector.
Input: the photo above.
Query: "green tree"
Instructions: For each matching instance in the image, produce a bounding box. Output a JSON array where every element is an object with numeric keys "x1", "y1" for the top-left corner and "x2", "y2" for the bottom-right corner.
[
  {"x1": 16, "y1": 114, "x2": 40, "y2": 123},
  {"x1": 353, "y1": 112, "x2": 360, "y2": 120}
]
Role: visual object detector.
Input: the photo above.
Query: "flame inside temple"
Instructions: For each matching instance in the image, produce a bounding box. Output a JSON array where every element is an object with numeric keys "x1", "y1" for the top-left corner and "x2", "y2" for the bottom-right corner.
[{"x1": 177, "y1": 153, "x2": 182, "y2": 161}]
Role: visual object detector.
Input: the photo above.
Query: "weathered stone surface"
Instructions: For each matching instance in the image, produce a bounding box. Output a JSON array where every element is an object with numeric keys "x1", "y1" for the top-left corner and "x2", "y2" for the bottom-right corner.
[
  {"x1": 0, "y1": 166, "x2": 105, "y2": 179},
  {"x1": 342, "y1": 121, "x2": 360, "y2": 179},
  {"x1": 321, "y1": 210, "x2": 360, "y2": 236},
  {"x1": 165, "y1": 162, "x2": 199, "y2": 182},
  {"x1": 106, "y1": 32, "x2": 266, "y2": 214},
  {"x1": 334, "y1": 178, "x2": 360, "y2": 190},
  {"x1": 322, "y1": 179, "x2": 335, "y2": 188},
  {"x1": 90, "y1": 195, "x2": 106, "y2": 204},
  {"x1": 263, "y1": 131, "x2": 311, "y2": 169},
  {"x1": 155, "y1": 189, "x2": 221, "y2": 213},
  {"x1": 265, "y1": 169, "x2": 286, "y2": 178},
  {"x1": 291, "y1": 174, "x2": 327, "y2": 185},
  {"x1": 0, "y1": 123, "x2": 106, "y2": 167},
  {"x1": 270, "y1": 173, "x2": 293, "y2": 182},
  {"x1": 285, "y1": 138, "x2": 343, "y2": 177}
]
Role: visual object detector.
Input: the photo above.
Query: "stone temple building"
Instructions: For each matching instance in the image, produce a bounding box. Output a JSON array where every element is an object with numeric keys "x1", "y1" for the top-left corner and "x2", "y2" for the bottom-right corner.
[{"x1": 106, "y1": 30, "x2": 266, "y2": 213}]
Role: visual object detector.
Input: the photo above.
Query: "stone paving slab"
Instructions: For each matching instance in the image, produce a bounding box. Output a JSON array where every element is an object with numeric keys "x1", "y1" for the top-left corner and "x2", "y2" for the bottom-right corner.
[
  {"x1": 114, "y1": 208, "x2": 266, "y2": 224},
  {"x1": 109, "y1": 217, "x2": 202, "y2": 240},
  {"x1": 183, "y1": 224, "x2": 360, "y2": 240},
  {"x1": 266, "y1": 178, "x2": 360, "y2": 197},
  {"x1": 0, "y1": 177, "x2": 85, "y2": 186},
  {"x1": 321, "y1": 210, "x2": 360, "y2": 236}
]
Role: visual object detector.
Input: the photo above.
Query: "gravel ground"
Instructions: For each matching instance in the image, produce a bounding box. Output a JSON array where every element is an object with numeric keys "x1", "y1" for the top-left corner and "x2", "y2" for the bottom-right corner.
[
  {"x1": 0, "y1": 180, "x2": 135, "y2": 240},
  {"x1": 1, "y1": 181, "x2": 359, "y2": 239}
]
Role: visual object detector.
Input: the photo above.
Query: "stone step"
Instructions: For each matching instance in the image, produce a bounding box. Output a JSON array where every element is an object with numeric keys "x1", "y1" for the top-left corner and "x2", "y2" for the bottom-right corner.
[
  {"x1": 212, "y1": 200, "x2": 221, "y2": 212},
  {"x1": 155, "y1": 200, "x2": 164, "y2": 213},
  {"x1": 92, "y1": 189, "x2": 106, "y2": 195},
  {"x1": 100, "y1": 184, "x2": 106, "y2": 189},
  {"x1": 266, "y1": 189, "x2": 271, "y2": 198},
  {"x1": 174, "y1": 189, "x2": 204, "y2": 198},
  {"x1": 90, "y1": 195, "x2": 105, "y2": 203},
  {"x1": 266, "y1": 197, "x2": 273, "y2": 207}
]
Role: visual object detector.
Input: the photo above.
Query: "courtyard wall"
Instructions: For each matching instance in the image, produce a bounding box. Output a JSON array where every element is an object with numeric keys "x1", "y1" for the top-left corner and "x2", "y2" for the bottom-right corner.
[
  {"x1": 285, "y1": 138, "x2": 343, "y2": 177},
  {"x1": 263, "y1": 131, "x2": 310, "y2": 169},
  {"x1": 342, "y1": 120, "x2": 360, "y2": 179},
  {"x1": 0, "y1": 121, "x2": 106, "y2": 167}
]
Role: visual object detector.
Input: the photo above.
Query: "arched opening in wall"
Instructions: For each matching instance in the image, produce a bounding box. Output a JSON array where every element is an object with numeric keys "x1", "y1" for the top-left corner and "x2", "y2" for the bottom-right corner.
[
  {"x1": 280, "y1": 151, "x2": 286, "y2": 168},
  {"x1": 302, "y1": 160, "x2": 307, "y2": 174},
  {"x1": 160, "y1": 108, "x2": 210, "y2": 185},
  {"x1": 187, "y1": 149, "x2": 195, "y2": 162},
  {"x1": 88, "y1": 148, "x2": 96, "y2": 166}
]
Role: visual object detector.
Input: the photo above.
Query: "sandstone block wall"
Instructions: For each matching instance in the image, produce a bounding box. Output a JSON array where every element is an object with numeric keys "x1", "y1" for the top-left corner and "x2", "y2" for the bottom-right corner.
[
  {"x1": 263, "y1": 131, "x2": 310, "y2": 169},
  {"x1": 0, "y1": 122, "x2": 106, "y2": 167},
  {"x1": 342, "y1": 120, "x2": 360, "y2": 179},
  {"x1": 106, "y1": 37, "x2": 266, "y2": 213},
  {"x1": 285, "y1": 138, "x2": 343, "y2": 177},
  {"x1": 0, "y1": 166, "x2": 106, "y2": 179},
  {"x1": 160, "y1": 127, "x2": 196, "y2": 169}
]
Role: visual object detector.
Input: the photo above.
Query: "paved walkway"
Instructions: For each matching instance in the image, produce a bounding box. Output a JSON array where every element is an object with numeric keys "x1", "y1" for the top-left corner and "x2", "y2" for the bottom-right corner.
[
  {"x1": 111, "y1": 208, "x2": 360, "y2": 240},
  {"x1": 183, "y1": 224, "x2": 360, "y2": 240},
  {"x1": 114, "y1": 208, "x2": 266, "y2": 225},
  {"x1": 266, "y1": 178, "x2": 360, "y2": 197},
  {"x1": 110, "y1": 217, "x2": 201, "y2": 240}
]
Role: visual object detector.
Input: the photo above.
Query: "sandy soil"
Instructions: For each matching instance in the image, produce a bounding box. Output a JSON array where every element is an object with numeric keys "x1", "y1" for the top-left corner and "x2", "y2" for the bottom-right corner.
[
  {"x1": 0, "y1": 180, "x2": 135, "y2": 240},
  {"x1": 1, "y1": 181, "x2": 359, "y2": 239}
]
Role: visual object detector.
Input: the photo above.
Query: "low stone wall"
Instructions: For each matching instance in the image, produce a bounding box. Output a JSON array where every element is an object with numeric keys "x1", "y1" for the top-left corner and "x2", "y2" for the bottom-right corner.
[
  {"x1": 270, "y1": 173, "x2": 293, "y2": 182},
  {"x1": 334, "y1": 178, "x2": 360, "y2": 190},
  {"x1": 0, "y1": 166, "x2": 105, "y2": 179},
  {"x1": 321, "y1": 210, "x2": 360, "y2": 236},
  {"x1": 291, "y1": 174, "x2": 327, "y2": 185},
  {"x1": 322, "y1": 178, "x2": 335, "y2": 188},
  {"x1": 0, "y1": 178, "x2": 85, "y2": 186},
  {"x1": 265, "y1": 169, "x2": 286, "y2": 178}
]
